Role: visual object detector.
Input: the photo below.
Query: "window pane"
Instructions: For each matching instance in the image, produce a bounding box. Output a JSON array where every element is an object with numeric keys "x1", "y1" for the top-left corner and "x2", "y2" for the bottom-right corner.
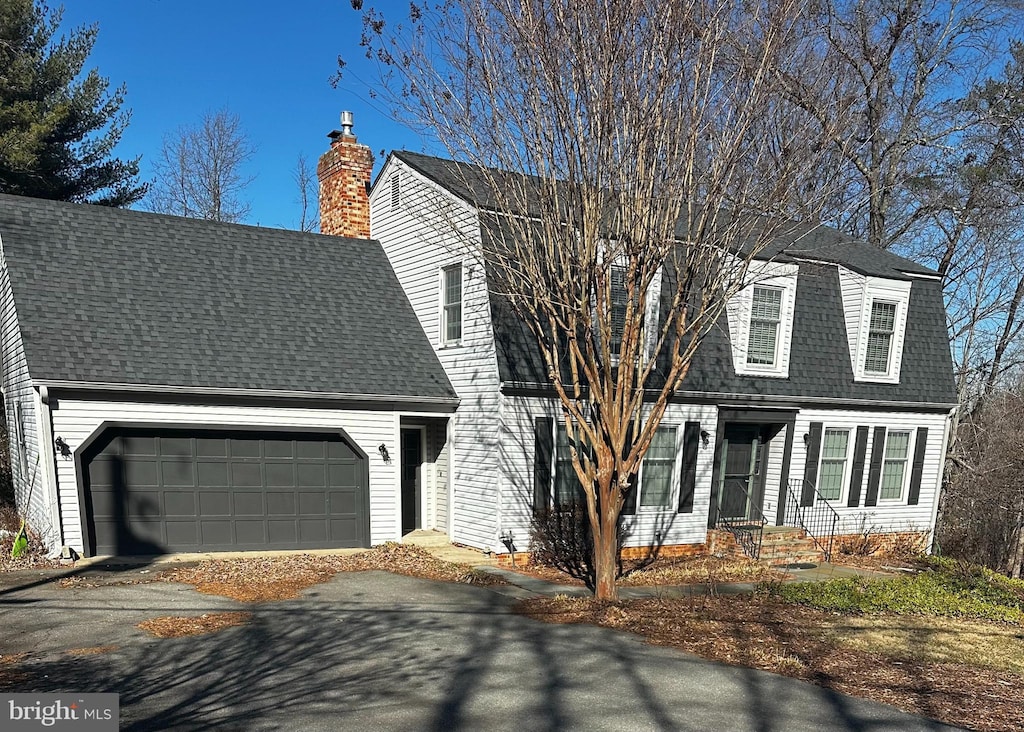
[
  {"x1": 443, "y1": 266, "x2": 462, "y2": 342},
  {"x1": 818, "y1": 461, "x2": 844, "y2": 501},
  {"x1": 751, "y1": 287, "x2": 782, "y2": 320},
  {"x1": 817, "y1": 429, "x2": 849, "y2": 501},
  {"x1": 884, "y1": 431, "x2": 910, "y2": 459},
  {"x1": 640, "y1": 427, "x2": 676, "y2": 508},
  {"x1": 870, "y1": 301, "x2": 896, "y2": 332},
  {"x1": 865, "y1": 332, "x2": 891, "y2": 373},
  {"x1": 746, "y1": 287, "x2": 781, "y2": 366}
]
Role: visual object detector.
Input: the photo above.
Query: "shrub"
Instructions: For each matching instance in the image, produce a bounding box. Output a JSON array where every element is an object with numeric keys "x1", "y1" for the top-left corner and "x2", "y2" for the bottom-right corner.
[{"x1": 529, "y1": 504, "x2": 627, "y2": 590}]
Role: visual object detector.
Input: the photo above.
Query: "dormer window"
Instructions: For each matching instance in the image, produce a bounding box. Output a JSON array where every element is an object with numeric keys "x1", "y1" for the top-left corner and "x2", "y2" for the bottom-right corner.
[
  {"x1": 746, "y1": 286, "x2": 782, "y2": 366},
  {"x1": 726, "y1": 262, "x2": 798, "y2": 378},
  {"x1": 865, "y1": 300, "x2": 897, "y2": 374}
]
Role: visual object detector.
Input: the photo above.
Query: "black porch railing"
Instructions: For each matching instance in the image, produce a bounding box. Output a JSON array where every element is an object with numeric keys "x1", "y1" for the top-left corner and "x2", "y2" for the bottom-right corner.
[
  {"x1": 713, "y1": 483, "x2": 769, "y2": 561},
  {"x1": 784, "y1": 480, "x2": 840, "y2": 562}
]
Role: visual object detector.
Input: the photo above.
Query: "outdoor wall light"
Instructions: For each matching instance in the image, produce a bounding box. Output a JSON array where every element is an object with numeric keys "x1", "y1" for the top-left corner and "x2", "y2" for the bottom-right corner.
[
  {"x1": 378, "y1": 444, "x2": 391, "y2": 463},
  {"x1": 700, "y1": 430, "x2": 710, "y2": 449},
  {"x1": 803, "y1": 433, "x2": 810, "y2": 445},
  {"x1": 54, "y1": 436, "x2": 72, "y2": 460}
]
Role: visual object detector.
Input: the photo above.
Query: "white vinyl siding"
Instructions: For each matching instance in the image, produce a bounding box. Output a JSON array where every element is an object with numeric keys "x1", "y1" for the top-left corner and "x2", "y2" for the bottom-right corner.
[
  {"x1": 746, "y1": 286, "x2": 782, "y2": 366},
  {"x1": 50, "y1": 398, "x2": 421, "y2": 553},
  {"x1": 793, "y1": 408, "x2": 950, "y2": 537},
  {"x1": 880, "y1": 430, "x2": 911, "y2": 501},
  {"x1": 498, "y1": 396, "x2": 718, "y2": 550},
  {"x1": 370, "y1": 158, "x2": 502, "y2": 551},
  {"x1": 442, "y1": 264, "x2": 463, "y2": 344},
  {"x1": 817, "y1": 428, "x2": 850, "y2": 501},
  {"x1": 640, "y1": 426, "x2": 676, "y2": 508},
  {"x1": 865, "y1": 301, "x2": 897, "y2": 374}
]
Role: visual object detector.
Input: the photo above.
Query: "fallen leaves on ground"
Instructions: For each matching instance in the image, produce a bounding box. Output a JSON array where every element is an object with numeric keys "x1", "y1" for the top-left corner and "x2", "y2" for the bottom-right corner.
[
  {"x1": 64, "y1": 646, "x2": 118, "y2": 657},
  {"x1": 137, "y1": 612, "x2": 253, "y2": 638},
  {"x1": 159, "y1": 543, "x2": 504, "y2": 602},
  {"x1": 510, "y1": 555, "x2": 784, "y2": 588},
  {"x1": 517, "y1": 594, "x2": 1024, "y2": 732}
]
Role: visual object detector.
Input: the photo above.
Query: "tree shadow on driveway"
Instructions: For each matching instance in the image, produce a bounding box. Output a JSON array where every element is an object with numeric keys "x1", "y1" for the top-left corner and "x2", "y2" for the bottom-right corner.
[{"x1": 0, "y1": 571, "x2": 957, "y2": 731}]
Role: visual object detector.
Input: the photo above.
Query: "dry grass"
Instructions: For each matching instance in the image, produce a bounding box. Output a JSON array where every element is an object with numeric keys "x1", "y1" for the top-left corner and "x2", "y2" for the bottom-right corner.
[
  {"x1": 137, "y1": 612, "x2": 253, "y2": 638},
  {"x1": 0, "y1": 506, "x2": 61, "y2": 572},
  {"x1": 518, "y1": 594, "x2": 1024, "y2": 732},
  {"x1": 621, "y1": 555, "x2": 780, "y2": 586},
  {"x1": 823, "y1": 615, "x2": 1024, "y2": 674},
  {"x1": 159, "y1": 543, "x2": 504, "y2": 602}
]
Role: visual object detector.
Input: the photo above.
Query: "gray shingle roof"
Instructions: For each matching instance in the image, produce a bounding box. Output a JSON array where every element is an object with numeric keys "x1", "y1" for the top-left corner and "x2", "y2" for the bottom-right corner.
[{"x1": 0, "y1": 194, "x2": 457, "y2": 401}]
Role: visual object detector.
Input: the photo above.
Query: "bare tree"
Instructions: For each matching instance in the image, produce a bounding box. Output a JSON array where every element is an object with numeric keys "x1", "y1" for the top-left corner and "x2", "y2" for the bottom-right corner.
[
  {"x1": 294, "y1": 154, "x2": 319, "y2": 233},
  {"x1": 149, "y1": 109, "x2": 255, "y2": 223},
  {"x1": 777, "y1": 0, "x2": 1000, "y2": 250},
  {"x1": 355, "y1": 0, "x2": 837, "y2": 599}
]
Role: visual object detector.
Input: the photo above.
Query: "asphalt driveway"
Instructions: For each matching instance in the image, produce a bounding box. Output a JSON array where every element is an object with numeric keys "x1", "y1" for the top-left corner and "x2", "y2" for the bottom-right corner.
[{"x1": 0, "y1": 568, "x2": 960, "y2": 731}]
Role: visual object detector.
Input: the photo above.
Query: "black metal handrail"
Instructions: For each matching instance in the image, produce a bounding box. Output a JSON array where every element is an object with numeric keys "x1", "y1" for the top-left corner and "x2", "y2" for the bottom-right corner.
[
  {"x1": 713, "y1": 484, "x2": 769, "y2": 561},
  {"x1": 784, "y1": 480, "x2": 840, "y2": 562}
]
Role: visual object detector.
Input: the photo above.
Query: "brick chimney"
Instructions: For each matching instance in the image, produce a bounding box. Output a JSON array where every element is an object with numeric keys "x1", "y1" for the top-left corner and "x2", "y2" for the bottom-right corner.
[{"x1": 317, "y1": 111, "x2": 374, "y2": 238}]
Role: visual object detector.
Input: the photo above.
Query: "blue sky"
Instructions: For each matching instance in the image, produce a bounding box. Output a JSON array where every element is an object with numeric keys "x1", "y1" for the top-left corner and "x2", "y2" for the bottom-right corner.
[{"x1": 61, "y1": 0, "x2": 428, "y2": 229}]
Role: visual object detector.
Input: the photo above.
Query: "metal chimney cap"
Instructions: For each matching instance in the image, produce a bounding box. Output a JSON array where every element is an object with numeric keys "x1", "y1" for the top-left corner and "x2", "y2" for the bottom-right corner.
[{"x1": 340, "y1": 111, "x2": 354, "y2": 136}]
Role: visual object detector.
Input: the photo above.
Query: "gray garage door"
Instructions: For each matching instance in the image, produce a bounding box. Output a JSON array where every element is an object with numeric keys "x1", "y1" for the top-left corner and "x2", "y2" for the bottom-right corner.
[{"x1": 83, "y1": 427, "x2": 369, "y2": 556}]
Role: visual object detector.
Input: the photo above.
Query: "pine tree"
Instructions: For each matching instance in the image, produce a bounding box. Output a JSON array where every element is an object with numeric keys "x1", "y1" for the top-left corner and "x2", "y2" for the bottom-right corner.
[{"x1": 0, "y1": 0, "x2": 145, "y2": 206}]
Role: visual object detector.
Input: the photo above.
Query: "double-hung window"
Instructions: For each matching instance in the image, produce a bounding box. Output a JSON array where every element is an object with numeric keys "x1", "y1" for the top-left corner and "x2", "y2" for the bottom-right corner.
[
  {"x1": 865, "y1": 301, "x2": 897, "y2": 374},
  {"x1": 879, "y1": 430, "x2": 911, "y2": 500},
  {"x1": 553, "y1": 424, "x2": 585, "y2": 505},
  {"x1": 639, "y1": 426, "x2": 676, "y2": 508},
  {"x1": 747, "y1": 286, "x2": 782, "y2": 366},
  {"x1": 441, "y1": 264, "x2": 462, "y2": 344},
  {"x1": 817, "y1": 428, "x2": 850, "y2": 501}
]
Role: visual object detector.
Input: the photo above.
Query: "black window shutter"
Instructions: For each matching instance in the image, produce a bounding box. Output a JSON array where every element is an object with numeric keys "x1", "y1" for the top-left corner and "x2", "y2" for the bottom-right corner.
[
  {"x1": 678, "y1": 421, "x2": 700, "y2": 513},
  {"x1": 533, "y1": 417, "x2": 553, "y2": 515},
  {"x1": 864, "y1": 426, "x2": 886, "y2": 507},
  {"x1": 907, "y1": 427, "x2": 928, "y2": 505},
  {"x1": 847, "y1": 426, "x2": 870, "y2": 507},
  {"x1": 801, "y1": 422, "x2": 823, "y2": 506}
]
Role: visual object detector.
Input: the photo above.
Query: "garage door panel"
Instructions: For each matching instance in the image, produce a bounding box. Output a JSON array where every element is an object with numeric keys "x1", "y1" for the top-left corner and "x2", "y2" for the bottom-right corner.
[
  {"x1": 198, "y1": 461, "x2": 229, "y2": 487},
  {"x1": 297, "y1": 464, "x2": 326, "y2": 487},
  {"x1": 199, "y1": 491, "x2": 231, "y2": 516},
  {"x1": 265, "y1": 462, "x2": 295, "y2": 487},
  {"x1": 266, "y1": 492, "x2": 295, "y2": 515},
  {"x1": 124, "y1": 460, "x2": 159, "y2": 487},
  {"x1": 296, "y1": 442, "x2": 325, "y2": 459},
  {"x1": 329, "y1": 491, "x2": 356, "y2": 515},
  {"x1": 235, "y1": 521, "x2": 266, "y2": 544},
  {"x1": 86, "y1": 427, "x2": 369, "y2": 555},
  {"x1": 196, "y1": 438, "x2": 229, "y2": 457},
  {"x1": 299, "y1": 519, "x2": 328, "y2": 542},
  {"x1": 231, "y1": 463, "x2": 263, "y2": 487},
  {"x1": 161, "y1": 459, "x2": 195, "y2": 487},
  {"x1": 268, "y1": 520, "x2": 298, "y2": 543},
  {"x1": 164, "y1": 491, "x2": 197, "y2": 517},
  {"x1": 234, "y1": 492, "x2": 265, "y2": 516}
]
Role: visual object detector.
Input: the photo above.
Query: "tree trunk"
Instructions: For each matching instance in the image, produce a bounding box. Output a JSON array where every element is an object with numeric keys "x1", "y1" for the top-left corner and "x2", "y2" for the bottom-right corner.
[
  {"x1": 1008, "y1": 519, "x2": 1024, "y2": 580},
  {"x1": 593, "y1": 504, "x2": 620, "y2": 601}
]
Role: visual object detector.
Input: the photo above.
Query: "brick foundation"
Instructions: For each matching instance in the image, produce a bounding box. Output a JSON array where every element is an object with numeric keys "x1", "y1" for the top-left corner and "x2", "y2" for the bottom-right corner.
[{"x1": 832, "y1": 530, "x2": 930, "y2": 556}]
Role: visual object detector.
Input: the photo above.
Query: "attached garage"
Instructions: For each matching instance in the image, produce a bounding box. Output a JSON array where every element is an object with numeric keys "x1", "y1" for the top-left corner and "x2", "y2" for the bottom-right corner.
[{"x1": 80, "y1": 426, "x2": 369, "y2": 556}]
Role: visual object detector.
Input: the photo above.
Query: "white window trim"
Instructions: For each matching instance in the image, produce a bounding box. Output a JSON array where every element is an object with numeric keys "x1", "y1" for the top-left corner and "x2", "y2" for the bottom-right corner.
[
  {"x1": 637, "y1": 424, "x2": 681, "y2": 511},
  {"x1": 604, "y1": 259, "x2": 663, "y2": 368},
  {"x1": 745, "y1": 285, "x2": 784, "y2": 368},
  {"x1": 877, "y1": 428, "x2": 913, "y2": 503},
  {"x1": 727, "y1": 262, "x2": 798, "y2": 378},
  {"x1": 816, "y1": 426, "x2": 852, "y2": 504},
  {"x1": 850, "y1": 277, "x2": 911, "y2": 384},
  {"x1": 439, "y1": 262, "x2": 463, "y2": 347}
]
